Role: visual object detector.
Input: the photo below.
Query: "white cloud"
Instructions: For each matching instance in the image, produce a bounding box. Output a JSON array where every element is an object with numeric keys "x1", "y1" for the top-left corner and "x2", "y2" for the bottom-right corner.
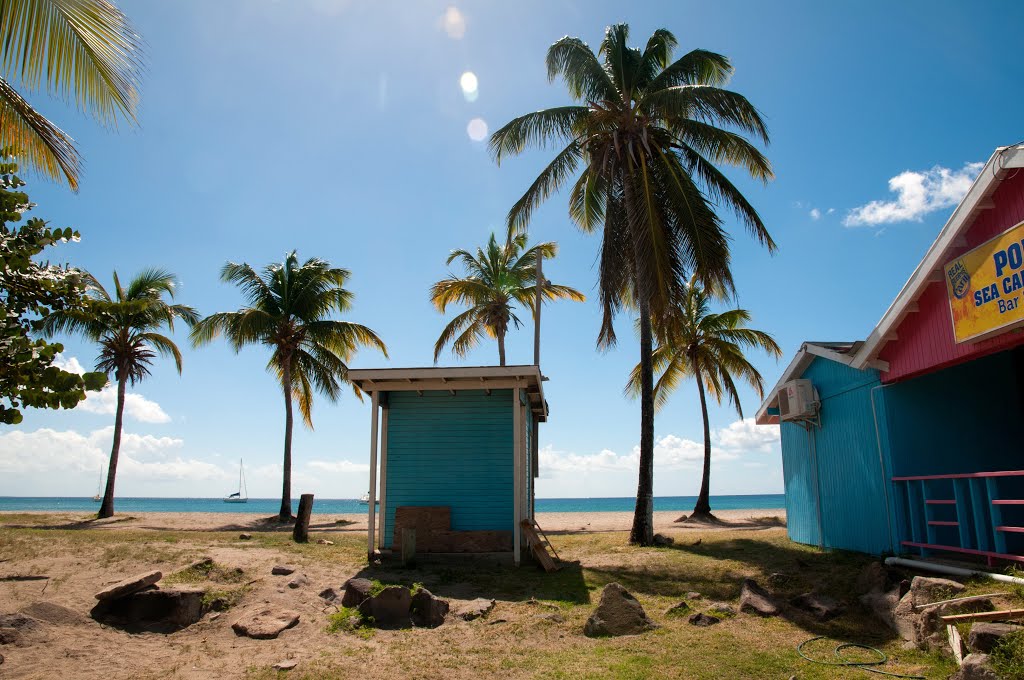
[
  {"x1": 827, "y1": 208, "x2": 835, "y2": 215},
  {"x1": 308, "y1": 459, "x2": 370, "y2": 473},
  {"x1": 809, "y1": 208, "x2": 821, "y2": 220},
  {"x1": 53, "y1": 355, "x2": 170, "y2": 423},
  {"x1": 844, "y1": 161, "x2": 984, "y2": 226}
]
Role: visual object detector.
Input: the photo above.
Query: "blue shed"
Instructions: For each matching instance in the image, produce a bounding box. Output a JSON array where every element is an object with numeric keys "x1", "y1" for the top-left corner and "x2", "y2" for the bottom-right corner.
[{"x1": 347, "y1": 366, "x2": 546, "y2": 565}]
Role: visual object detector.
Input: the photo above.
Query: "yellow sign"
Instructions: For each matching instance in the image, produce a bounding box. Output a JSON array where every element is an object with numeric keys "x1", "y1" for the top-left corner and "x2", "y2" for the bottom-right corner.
[{"x1": 946, "y1": 220, "x2": 1024, "y2": 343}]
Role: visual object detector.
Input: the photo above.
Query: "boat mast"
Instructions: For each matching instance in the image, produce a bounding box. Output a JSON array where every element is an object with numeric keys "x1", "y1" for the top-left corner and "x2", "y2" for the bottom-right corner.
[{"x1": 240, "y1": 458, "x2": 247, "y2": 499}]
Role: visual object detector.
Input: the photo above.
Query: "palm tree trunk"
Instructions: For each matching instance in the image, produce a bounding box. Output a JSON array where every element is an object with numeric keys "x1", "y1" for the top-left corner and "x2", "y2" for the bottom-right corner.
[
  {"x1": 691, "y1": 364, "x2": 714, "y2": 517},
  {"x1": 97, "y1": 375, "x2": 126, "y2": 519},
  {"x1": 629, "y1": 297, "x2": 656, "y2": 546},
  {"x1": 279, "y1": 359, "x2": 294, "y2": 521},
  {"x1": 497, "y1": 329, "x2": 506, "y2": 366}
]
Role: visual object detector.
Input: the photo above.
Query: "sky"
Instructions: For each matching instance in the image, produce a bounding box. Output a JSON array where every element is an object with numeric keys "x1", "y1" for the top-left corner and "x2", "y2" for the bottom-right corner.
[{"x1": 2, "y1": 0, "x2": 1023, "y2": 500}]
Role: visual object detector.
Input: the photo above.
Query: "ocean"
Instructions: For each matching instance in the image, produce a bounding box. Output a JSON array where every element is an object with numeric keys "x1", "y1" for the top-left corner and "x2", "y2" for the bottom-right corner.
[{"x1": 0, "y1": 494, "x2": 784, "y2": 514}]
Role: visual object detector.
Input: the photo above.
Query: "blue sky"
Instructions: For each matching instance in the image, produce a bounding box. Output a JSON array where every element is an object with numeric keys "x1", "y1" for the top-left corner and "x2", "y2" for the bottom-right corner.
[{"x1": 3, "y1": 1, "x2": 1023, "y2": 500}]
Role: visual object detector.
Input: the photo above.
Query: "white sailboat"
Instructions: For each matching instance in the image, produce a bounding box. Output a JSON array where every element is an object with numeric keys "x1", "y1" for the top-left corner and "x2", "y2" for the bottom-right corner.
[
  {"x1": 224, "y1": 459, "x2": 248, "y2": 503},
  {"x1": 92, "y1": 464, "x2": 102, "y2": 502},
  {"x1": 358, "y1": 492, "x2": 378, "y2": 505}
]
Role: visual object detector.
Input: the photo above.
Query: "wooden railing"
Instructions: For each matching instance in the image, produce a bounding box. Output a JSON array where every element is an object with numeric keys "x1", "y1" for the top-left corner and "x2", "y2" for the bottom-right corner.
[{"x1": 892, "y1": 470, "x2": 1024, "y2": 565}]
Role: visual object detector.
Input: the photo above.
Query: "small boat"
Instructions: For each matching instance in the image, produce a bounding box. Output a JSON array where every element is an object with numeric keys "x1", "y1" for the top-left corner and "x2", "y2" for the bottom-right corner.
[
  {"x1": 224, "y1": 458, "x2": 248, "y2": 503},
  {"x1": 92, "y1": 464, "x2": 102, "y2": 502},
  {"x1": 358, "y1": 492, "x2": 378, "y2": 505}
]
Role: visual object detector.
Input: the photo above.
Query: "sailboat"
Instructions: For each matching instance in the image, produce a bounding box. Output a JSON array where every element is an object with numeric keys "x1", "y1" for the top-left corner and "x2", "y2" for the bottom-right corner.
[
  {"x1": 224, "y1": 458, "x2": 248, "y2": 503},
  {"x1": 92, "y1": 464, "x2": 102, "y2": 502}
]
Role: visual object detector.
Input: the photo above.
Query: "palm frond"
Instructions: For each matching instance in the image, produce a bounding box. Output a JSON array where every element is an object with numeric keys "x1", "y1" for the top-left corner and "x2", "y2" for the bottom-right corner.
[{"x1": 0, "y1": 75, "x2": 79, "y2": 188}]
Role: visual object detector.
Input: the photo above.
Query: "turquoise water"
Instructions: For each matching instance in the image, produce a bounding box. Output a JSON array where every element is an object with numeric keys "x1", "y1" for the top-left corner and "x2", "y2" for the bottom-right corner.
[{"x1": 0, "y1": 494, "x2": 784, "y2": 514}]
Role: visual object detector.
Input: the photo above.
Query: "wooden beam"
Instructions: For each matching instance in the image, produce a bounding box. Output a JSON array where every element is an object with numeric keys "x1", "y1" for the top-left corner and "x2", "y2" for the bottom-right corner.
[
  {"x1": 378, "y1": 404, "x2": 389, "y2": 551},
  {"x1": 355, "y1": 378, "x2": 529, "y2": 393},
  {"x1": 941, "y1": 609, "x2": 1024, "y2": 624},
  {"x1": 367, "y1": 391, "x2": 379, "y2": 560},
  {"x1": 512, "y1": 387, "x2": 522, "y2": 566}
]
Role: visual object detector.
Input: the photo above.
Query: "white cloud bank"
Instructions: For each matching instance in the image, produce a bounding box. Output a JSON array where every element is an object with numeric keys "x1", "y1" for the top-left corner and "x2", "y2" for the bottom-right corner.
[
  {"x1": 844, "y1": 162, "x2": 983, "y2": 226},
  {"x1": 52, "y1": 355, "x2": 170, "y2": 423}
]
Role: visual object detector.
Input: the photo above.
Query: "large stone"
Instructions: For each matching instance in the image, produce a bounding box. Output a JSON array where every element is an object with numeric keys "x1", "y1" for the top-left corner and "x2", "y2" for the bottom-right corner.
[
  {"x1": 452, "y1": 598, "x2": 496, "y2": 621},
  {"x1": 287, "y1": 574, "x2": 309, "y2": 589},
  {"x1": 19, "y1": 602, "x2": 88, "y2": 626},
  {"x1": 410, "y1": 588, "x2": 449, "y2": 628},
  {"x1": 739, "y1": 579, "x2": 781, "y2": 617},
  {"x1": 94, "y1": 570, "x2": 162, "y2": 601},
  {"x1": 665, "y1": 601, "x2": 691, "y2": 617},
  {"x1": 688, "y1": 612, "x2": 721, "y2": 627},
  {"x1": 790, "y1": 592, "x2": 844, "y2": 621},
  {"x1": 583, "y1": 583, "x2": 655, "y2": 637},
  {"x1": 968, "y1": 622, "x2": 1023, "y2": 654},
  {"x1": 91, "y1": 587, "x2": 205, "y2": 631},
  {"x1": 340, "y1": 578, "x2": 373, "y2": 608},
  {"x1": 318, "y1": 587, "x2": 339, "y2": 603},
  {"x1": 892, "y1": 577, "x2": 992, "y2": 649},
  {"x1": 0, "y1": 613, "x2": 41, "y2": 646},
  {"x1": 950, "y1": 653, "x2": 1000, "y2": 680},
  {"x1": 271, "y1": 565, "x2": 295, "y2": 576},
  {"x1": 357, "y1": 585, "x2": 412, "y2": 629},
  {"x1": 232, "y1": 608, "x2": 300, "y2": 639}
]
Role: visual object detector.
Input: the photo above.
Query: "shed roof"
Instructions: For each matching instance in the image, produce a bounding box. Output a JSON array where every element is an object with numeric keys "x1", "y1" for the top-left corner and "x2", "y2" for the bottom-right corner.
[{"x1": 348, "y1": 365, "x2": 548, "y2": 420}]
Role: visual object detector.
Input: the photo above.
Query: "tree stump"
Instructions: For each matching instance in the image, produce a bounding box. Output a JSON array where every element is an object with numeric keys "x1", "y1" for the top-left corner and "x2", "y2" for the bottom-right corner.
[{"x1": 293, "y1": 494, "x2": 314, "y2": 543}]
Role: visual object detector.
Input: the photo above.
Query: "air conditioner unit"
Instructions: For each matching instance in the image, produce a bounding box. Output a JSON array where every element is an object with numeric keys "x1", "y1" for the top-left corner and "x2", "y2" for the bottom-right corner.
[{"x1": 777, "y1": 379, "x2": 819, "y2": 422}]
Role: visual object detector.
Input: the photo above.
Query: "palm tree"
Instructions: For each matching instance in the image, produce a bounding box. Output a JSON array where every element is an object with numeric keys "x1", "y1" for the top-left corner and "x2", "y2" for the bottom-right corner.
[
  {"x1": 191, "y1": 252, "x2": 387, "y2": 521},
  {"x1": 627, "y1": 277, "x2": 780, "y2": 519},
  {"x1": 490, "y1": 24, "x2": 775, "y2": 544},
  {"x1": 431, "y1": 232, "x2": 584, "y2": 365},
  {"x1": 0, "y1": 0, "x2": 144, "y2": 190},
  {"x1": 42, "y1": 269, "x2": 197, "y2": 518}
]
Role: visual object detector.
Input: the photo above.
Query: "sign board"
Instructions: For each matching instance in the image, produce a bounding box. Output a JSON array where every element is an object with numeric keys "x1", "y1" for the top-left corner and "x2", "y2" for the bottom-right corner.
[{"x1": 945, "y1": 220, "x2": 1024, "y2": 343}]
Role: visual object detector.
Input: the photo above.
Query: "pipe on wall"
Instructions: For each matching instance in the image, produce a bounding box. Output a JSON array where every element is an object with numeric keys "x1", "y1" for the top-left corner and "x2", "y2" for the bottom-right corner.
[{"x1": 884, "y1": 556, "x2": 1024, "y2": 586}]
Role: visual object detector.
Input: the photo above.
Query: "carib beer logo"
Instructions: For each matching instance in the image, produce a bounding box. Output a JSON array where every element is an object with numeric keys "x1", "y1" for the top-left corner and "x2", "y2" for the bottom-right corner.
[{"x1": 947, "y1": 260, "x2": 970, "y2": 300}]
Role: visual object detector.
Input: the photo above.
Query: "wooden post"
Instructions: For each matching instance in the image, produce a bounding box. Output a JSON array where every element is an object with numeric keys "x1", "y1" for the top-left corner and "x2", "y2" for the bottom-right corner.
[
  {"x1": 293, "y1": 494, "x2": 314, "y2": 542},
  {"x1": 367, "y1": 391, "x2": 379, "y2": 560},
  {"x1": 513, "y1": 386, "x2": 522, "y2": 566},
  {"x1": 378, "y1": 402, "x2": 389, "y2": 551},
  {"x1": 401, "y1": 528, "x2": 416, "y2": 565}
]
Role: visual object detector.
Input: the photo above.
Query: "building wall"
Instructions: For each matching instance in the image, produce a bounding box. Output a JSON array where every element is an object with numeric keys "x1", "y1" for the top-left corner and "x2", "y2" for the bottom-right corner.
[
  {"x1": 880, "y1": 172, "x2": 1024, "y2": 382},
  {"x1": 780, "y1": 357, "x2": 895, "y2": 554},
  {"x1": 382, "y1": 389, "x2": 513, "y2": 546}
]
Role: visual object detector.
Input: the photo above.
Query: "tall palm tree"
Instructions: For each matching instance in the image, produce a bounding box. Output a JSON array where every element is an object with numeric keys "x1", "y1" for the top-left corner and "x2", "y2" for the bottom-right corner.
[
  {"x1": 191, "y1": 252, "x2": 387, "y2": 521},
  {"x1": 0, "y1": 0, "x2": 144, "y2": 190},
  {"x1": 627, "y1": 277, "x2": 780, "y2": 519},
  {"x1": 42, "y1": 269, "x2": 197, "y2": 518},
  {"x1": 431, "y1": 232, "x2": 584, "y2": 365},
  {"x1": 490, "y1": 24, "x2": 775, "y2": 544}
]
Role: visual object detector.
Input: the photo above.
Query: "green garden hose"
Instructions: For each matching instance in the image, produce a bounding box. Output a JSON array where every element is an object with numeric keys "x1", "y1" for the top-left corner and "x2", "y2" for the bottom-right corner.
[{"x1": 796, "y1": 636, "x2": 927, "y2": 679}]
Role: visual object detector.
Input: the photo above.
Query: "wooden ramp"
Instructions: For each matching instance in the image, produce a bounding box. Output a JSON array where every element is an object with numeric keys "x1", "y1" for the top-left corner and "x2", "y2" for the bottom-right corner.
[{"x1": 521, "y1": 518, "x2": 560, "y2": 572}]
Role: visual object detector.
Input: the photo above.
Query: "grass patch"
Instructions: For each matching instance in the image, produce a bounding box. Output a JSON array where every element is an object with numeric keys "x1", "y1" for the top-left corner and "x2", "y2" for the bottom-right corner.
[
  {"x1": 325, "y1": 607, "x2": 373, "y2": 639},
  {"x1": 993, "y1": 630, "x2": 1024, "y2": 680},
  {"x1": 706, "y1": 604, "x2": 736, "y2": 619},
  {"x1": 203, "y1": 585, "x2": 249, "y2": 611},
  {"x1": 164, "y1": 560, "x2": 247, "y2": 586}
]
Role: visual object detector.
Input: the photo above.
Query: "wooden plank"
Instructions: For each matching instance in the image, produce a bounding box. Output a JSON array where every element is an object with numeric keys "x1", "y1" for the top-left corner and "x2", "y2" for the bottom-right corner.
[
  {"x1": 292, "y1": 494, "x2": 314, "y2": 543},
  {"x1": 947, "y1": 624, "x2": 965, "y2": 666},
  {"x1": 378, "y1": 404, "x2": 389, "y2": 551},
  {"x1": 900, "y1": 540, "x2": 1024, "y2": 563},
  {"x1": 513, "y1": 387, "x2": 522, "y2": 566},
  {"x1": 940, "y1": 608, "x2": 1024, "y2": 624},
  {"x1": 520, "y1": 519, "x2": 558, "y2": 572},
  {"x1": 367, "y1": 391, "x2": 379, "y2": 559},
  {"x1": 401, "y1": 528, "x2": 416, "y2": 564}
]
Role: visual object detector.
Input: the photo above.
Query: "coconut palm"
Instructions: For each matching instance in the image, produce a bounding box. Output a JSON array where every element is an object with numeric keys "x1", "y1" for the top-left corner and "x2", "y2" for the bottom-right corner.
[
  {"x1": 627, "y1": 277, "x2": 780, "y2": 519},
  {"x1": 0, "y1": 0, "x2": 144, "y2": 190},
  {"x1": 490, "y1": 24, "x2": 774, "y2": 544},
  {"x1": 42, "y1": 269, "x2": 197, "y2": 518},
  {"x1": 191, "y1": 252, "x2": 387, "y2": 521},
  {"x1": 431, "y1": 232, "x2": 584, "y2": 365}
]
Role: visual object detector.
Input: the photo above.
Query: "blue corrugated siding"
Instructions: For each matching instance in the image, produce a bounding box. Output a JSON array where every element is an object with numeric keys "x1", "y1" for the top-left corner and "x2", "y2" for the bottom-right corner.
[
  {"x1": 383, "y1": 389, "x2": 513, "y2": 546},
  {"x1": 781, "y1": 357, "x2": 894, "y2": 554}
]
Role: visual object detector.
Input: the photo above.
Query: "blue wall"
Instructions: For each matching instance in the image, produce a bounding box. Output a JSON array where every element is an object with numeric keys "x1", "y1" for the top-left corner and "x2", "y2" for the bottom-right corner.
[
  {"x1": 383, "y1": 389, "x2": 514, "y2": 546},
  {"x1": 780, "y1": 357, "x2": 895, "y2": 554}
]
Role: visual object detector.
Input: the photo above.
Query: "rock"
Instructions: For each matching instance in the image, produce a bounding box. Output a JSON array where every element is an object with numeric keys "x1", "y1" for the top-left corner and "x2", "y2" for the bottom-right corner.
[
  {"x1": 271, "y1": 565, "x2": 295, "y2": 576},
  {"x1": 0, "y1": 628, "x2": 22, "y2": 646},
  {"x1": 94, "y1": 570, "x2": 162, "y2": 601},
  {"x1": 790, "y1": 592, "x2": 845, "y2": 621},
  {"x1": 91, "y1": 587, "x2": 205, "y2": 631},
  {"x1": 968, "y1": 622, "x2": 1023, "y2": 654},
  {"x1": 951, "y1": 653, "x2": 1000, "y2": 680},
  {"x1": 707, "y1": 602, "x2": 736, "y2": 617},
  {"x1": 19, "y1": 602, "x2": 88, "y2": 626},
  {"x1": 688, "y1": 612, "x2": 721, "y2": 627},
  {"x1": 410, "y1": 588, "x2": 448, "y2": 629},
  {"x1": 538, "y1": 612, "x2": 565, "y2": 623},
  {"x1": 239, "y1": 533, "x2": 252, "y2": 540},
  {"x1": 188, "y1": 558, "x2": 213, "y2": 571},
  {"x1": 653, "y1": 533, "x2": 674, "y2": 546},
  {"x1": 357, "y1": 585, "x2": 412, "y2": 629},
  {"x1": 583, "y1": 583, "x2": 655, "y2": 637},
  {"x1": 316, "y1": 539, "x2": 334, "y2": 546},
  {"x1": 453, "y1": 598, "x2": 496, "y2": 621},
  {"x1": 273, "y1": 660, "x2": 298, "y2": 671},
  {"x1": 0, "y1": 613, "x2": 40, "y2": 646},
  {"x1": 857, "y1": 562, "x2": 890, "y2": 594},
  {"x1": 685, "y1": 591, "x2": 703, "y2": 600},
  {"x1": 665, "y1": 601, "x2": 691, "y2": 616},
  {"x1": 231, "y1": 608, "x2": 300, "y2": 639},
  {"x1": 739, "y1": 579, "x2": 781, "y2": 617},
  {"x1": 891, "y1": 577, "x2": 992, "y2": 649},
  {"x1": 341, "y1": 578, "x2": 373, "y2": 608},
  {"x1": 287, "y1": 574, "x2": 309, "y2": 589},
  {"x1": 318, "y1": 588, "x2": 339, "y2": 602}
]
